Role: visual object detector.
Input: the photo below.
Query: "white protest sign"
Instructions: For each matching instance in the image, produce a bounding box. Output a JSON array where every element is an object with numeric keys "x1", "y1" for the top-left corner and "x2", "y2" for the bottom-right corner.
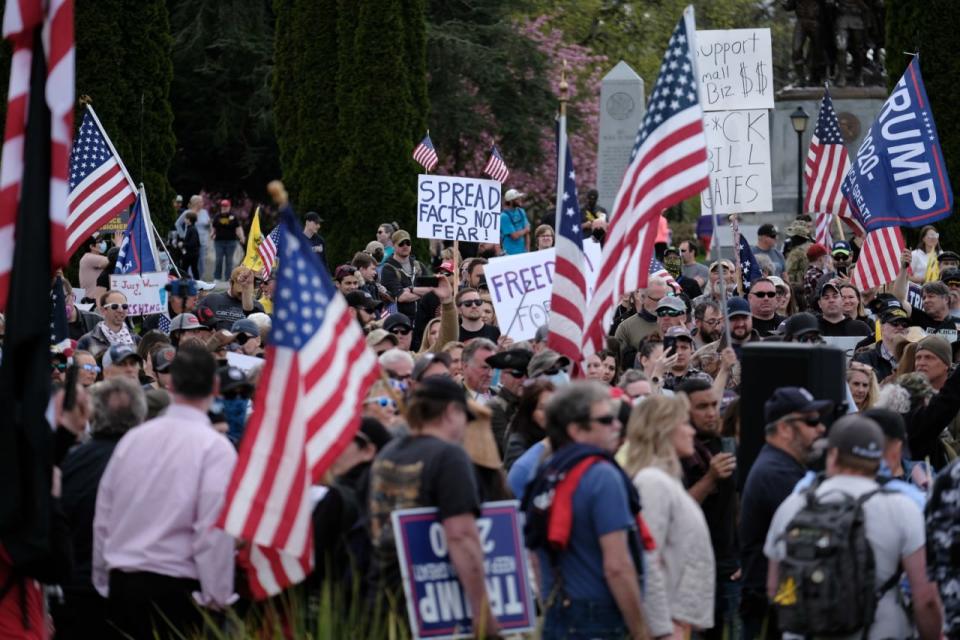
[
  {"x1": 109, "y1": 271, "x2": 166, "y2": 316},
  {"x1": 701, "y1": 109, "x2": 772, "y2": 214},
  {"x1": 417, "y1": 174, "x2": 501, "y2": 243},
  {"x1": 226, "y1": 351, "x2": 264, "y2": 375},
  {"x1": 484, "y1": 241, "x2": 602, "y2": 341},
  {"x1": 695, "y1": 29, "x2": 773, "y2": 111},
  {"x1": 822, "y1": 336, "x2": 864, "y2": 364}
]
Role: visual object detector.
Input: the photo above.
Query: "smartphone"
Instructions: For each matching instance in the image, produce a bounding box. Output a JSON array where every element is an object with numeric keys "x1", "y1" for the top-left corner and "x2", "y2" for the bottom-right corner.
[
  {"x1": 720, "y1": 437, "x2": 737, "y2": 456},
  {"x1": 662, "y1": 336, "x2": 677, "y2": 354},
  {"x1": 414, "y1": 276, "x2": 440, "y2": 288},
  {"x1": 62, "y1": 364, "x2": 79, "y2": 412}
]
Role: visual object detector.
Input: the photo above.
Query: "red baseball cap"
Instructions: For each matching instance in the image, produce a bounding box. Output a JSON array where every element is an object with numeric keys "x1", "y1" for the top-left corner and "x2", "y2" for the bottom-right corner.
[{"x1": 220, "y1": 199, "x2": 231, "y2": 207}]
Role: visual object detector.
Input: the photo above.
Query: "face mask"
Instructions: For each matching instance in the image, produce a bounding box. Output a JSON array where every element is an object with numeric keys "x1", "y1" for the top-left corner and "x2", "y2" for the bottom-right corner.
[
  {"x1": 97, "y1": 241, "x2": 108, "y2": 253},
  {"x1": 664, "y1": 256, "x2": 682, "y2": 278},
  {"x1": 546, "y1": 371, "x2": 570, "y2": 387}
]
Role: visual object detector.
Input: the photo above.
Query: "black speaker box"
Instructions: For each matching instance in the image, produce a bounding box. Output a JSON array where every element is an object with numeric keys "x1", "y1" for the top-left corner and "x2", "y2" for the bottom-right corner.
[{"x1": 738, "y1": 343, "x2": 847, "y2": 487}]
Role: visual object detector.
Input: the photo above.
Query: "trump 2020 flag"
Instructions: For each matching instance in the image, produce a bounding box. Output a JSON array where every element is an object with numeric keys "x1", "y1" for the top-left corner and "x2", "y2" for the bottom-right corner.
[
  {"x1": 841, "y1": 57, "x2": 953, "y2": 232},
  {"x1": 114, "y1": 191, "x2": 158, "y2": 274}
]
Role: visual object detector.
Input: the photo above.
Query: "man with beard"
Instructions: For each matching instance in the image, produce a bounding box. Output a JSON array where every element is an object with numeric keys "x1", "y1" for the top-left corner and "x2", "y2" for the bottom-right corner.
[
  {"x1": 693, "y1": 300, "x2": 723, "y2": 349},
  {"x1": 615, "y1": 277, "x2": 668, "y2": 356},
  {"x1": 738, "y1": 387, "x2": 831, "y2": 639},
  {"x1": 853, "y1": 304, "x2": 908, "y2": 381}
]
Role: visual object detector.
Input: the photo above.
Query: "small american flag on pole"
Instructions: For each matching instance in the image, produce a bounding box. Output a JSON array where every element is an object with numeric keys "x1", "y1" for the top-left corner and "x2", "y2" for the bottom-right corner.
[
  {"x1": 216, "y1": 206, "x2": 380, "y2": 598},
  {"x1": 258, "y1": 225, "x2": 279, "y2": 278},
  {"x1": 850, "y1": 227, "x2": 905, "y2": 290},
  {"x1": 412, "y1": 133, "x2": 439, "y2": 172},
  {"x1": 66, "y1": 107, "x2": 137, "y2": 258},
  {"x1": 546, "y1": 116, "x2": 586, "y2": 369},
  {"x1": 582, "y1": 7, "x2": 709, "y2": 358},
  {"x1": 482, "y1": 145, "x2": 510, "y2": 183}
]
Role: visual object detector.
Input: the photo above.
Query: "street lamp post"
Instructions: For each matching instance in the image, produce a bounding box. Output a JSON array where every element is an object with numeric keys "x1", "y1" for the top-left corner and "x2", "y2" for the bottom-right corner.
[{"x1": 790, "y1": 106, "x2": 809, "y2": 217}]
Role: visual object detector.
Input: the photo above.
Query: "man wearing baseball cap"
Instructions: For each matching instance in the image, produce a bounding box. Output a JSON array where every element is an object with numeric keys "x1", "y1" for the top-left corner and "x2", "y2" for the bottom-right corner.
[
  {"x1": 852, "y1": 303, "x2": 909, "y2": 380},
  {"x1": 211, "y1": 199, "x2": 244, "y2": 281},
  {"x1": 379, "y1": 229, "x2": 429, "y2": 321},
  {"x1": 752, "y1": 223, "x2": 785, "y2": 276},
  {"x1": 816, "y1": 280, "x2": 871, "y2": 337},
  {"x1": 500, "y1": 189, "x2": 529, "y2": 255},
  {"x1": 894, "y1": 250, "x2": 960, "y2": 338},
  {"x1": 739, "y1": 386, "x2": 831, "y2": 637},
  {"x1": 102, "y1": 345, "x2": 143, "y2": 382},
  {"x1": 302, "y1": 211, "x2": 327, "y2": 268},
  {"x1": 765, "y1": 415, "x2": 942, "y2": 640},
  {"x1": 831, "y1": 240, "x2": 854, "y2": 277}
]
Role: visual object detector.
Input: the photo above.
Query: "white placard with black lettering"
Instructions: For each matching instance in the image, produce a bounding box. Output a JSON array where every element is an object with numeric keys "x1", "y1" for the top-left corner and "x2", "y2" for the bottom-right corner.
[
  {"x1": 417, "y1": 174, "x2": 502, "y2": 244},
  {"x1": 695, "y1": 28, "x2": 774, "y2": 112},
  {"x1": 109, "y1": 271, "x2": 166, "y2": 316},
  {"x1": 701, "y1": 109, "x2": 772, "y2": 214}
]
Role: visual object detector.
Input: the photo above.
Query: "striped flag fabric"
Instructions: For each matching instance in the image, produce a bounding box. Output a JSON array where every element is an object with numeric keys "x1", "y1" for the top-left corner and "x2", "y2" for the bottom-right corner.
[
  {"x1": 216, "y1": 205, "x2": 380, "y2": 598},
  {"x1": 412, "y1": 133, "x2": 439, "y2": 172},
  {"x1": 649, "y1": 257, "x2": 678, "y2": 291},
  {"x1": 582, "y1": 8, "x2": 709, "y2": 358},
  {"x1": 850, "y1": 227, "x2": 905, "y2": 290},
  {"x1": 258, "y1": 226, "x2": 279, "y2": 278},
  {"x1": 805, "y1": 88, "x2": 864, "y2": 238},
  {"x1": 546, "y1": 115, "x2": 586, "y2": 370},
  {"x1": 482, "y1": 145, "x2": 510, "y2": 183},
  {"x1": 66, "y1": 106, "x2": 137, "y2": 259},
  {"x1": 0, "y1": 0, "x2": 74, "y2": 311}
]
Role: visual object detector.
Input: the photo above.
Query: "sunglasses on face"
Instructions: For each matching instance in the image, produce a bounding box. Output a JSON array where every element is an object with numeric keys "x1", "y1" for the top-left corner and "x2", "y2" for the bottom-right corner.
[
  {"x1": 236, "y1": 333, "x2": 256, "y2": 345},
  {"x1": 751, "y1": 291, "x2": 777, "y2": 298},
  {"x1": 508, "y1": 370, "x2": 526, "y2": 378},
  {"x1": 657, "y1": 308, "x2": 685, "y2": 318},
  {"x1": 796, "y1": 333, "x2": 822, "y2": 343},
  {"x1": 51, "y1": 362, "x2": 67, "y2": 372},
  {"x1": 365, "y1": 396, "x2": 397, "y2": 409},
  {"x1": 398, "y1": 240, "x2": 411, "y2": 247},
  {"x1": 387, "y1": 369, "x2": 411, "y2": 381},
  {"x1": 788, "y1": 415, "x2": 821, "y2": 427},
  {"x1": 104, "y1": 303, "x2": 128, "y2": 311},
  {"x1": 591, "y1": 414, "x2": 617, "y2": 426},
  {"x1": 222, "y1": 390, "x2": 251, "y2": 400},
  {"x1": 390, "y1": 326, "x2": 412, "y2": 336},
  {"x1": 80, "y1": 363, "x2": 101, "y2": 373},
  {"x1": 459, "y1": 299, "x2": 483, "y2": 308}
]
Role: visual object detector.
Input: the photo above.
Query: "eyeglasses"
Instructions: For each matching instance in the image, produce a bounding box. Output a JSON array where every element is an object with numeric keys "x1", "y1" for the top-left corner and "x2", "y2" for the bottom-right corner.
[
  {"x1": 398, "y1": 240, "x2": 412, "y2": 247},
  {"x1": 656, "y1": 308, "x2": 685, "y2": 318},
  {"x1": 508, "y1": 370, "x2": 526, "y2": 378},
  {"x1": 776, "y1": 288, "x2": 789, "y2": 297},
  {"x1": 590, "y1": 414, "x2": 617, "y2": 426},
  {"x1": 458, "y1": 299, "x2": 483, "y2": 308},
  {"x1": 51, "y1": 362, "x2": 67, "y2": 372},
  {"x1": 702, "y1": 318, "x2": 722, "y2": 327},
  {"x1": 787, "y1": 415, "x2": 822, "y2": 427},
  {"x1": 387, "y1": 369, "x2": 411, "y2": 381},
  {"x1": 365, "y1": 396, "x2": 397, "y2": 409},
  {"x1": 80, "y1": 363, "x2": 101, "y2": 373},
  {"x1": 750, "y1": 291, "x2": 777, "y2": 298},
  {"x1": 390, "y1": 326, "x2": 412, "y2": 336},
  {"x1": 796, "y1": 333, "x2": 823, "y2": 343},
  {"x1": 104, "y1": 303, "x2": 129, "y2": 311}
]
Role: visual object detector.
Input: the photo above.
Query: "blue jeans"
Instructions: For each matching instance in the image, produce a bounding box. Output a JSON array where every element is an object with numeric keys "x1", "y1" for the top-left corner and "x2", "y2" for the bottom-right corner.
[
  {"x1": 700, "y1": 566, "x2": 742, "y2": 639},
  {"x1": 214, "y1": 240, "x2": 235, "y2": 280},
  {"x1": 543, "y1": 599, "x2": 626, "y2": 639}
]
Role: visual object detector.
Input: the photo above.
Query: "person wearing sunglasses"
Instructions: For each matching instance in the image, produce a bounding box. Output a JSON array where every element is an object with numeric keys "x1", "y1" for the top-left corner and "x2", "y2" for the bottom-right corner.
[
  {"x1": 230, "y1": 319, "x2": 262, "y2": 357},
  {"x1": 77, "y1": 290, "x2": 140, "y2": 360},
  {"x1": 738, "y1": 386, "x2": 831, "y2": 639},
  {"x1": 380, "y1": 229, "x2": 429, "y2": 321},
  {"x1": 383, "y1": 313, "x2": 415, "y2": 351},
  {"x1": 74, "y1": 350, "x2": 101, "y2": 387},
  {"x1": 747, "y1": 278, "x2": 784, "y2": 338},
  {"x1": 852, "y1": 306, "x2": 909, "y2": 381},
  {"x1": 456, "y1": 288, "x2": 501, "y2": 344},
  {"x1": 654, "y1": 295, "x2": 688, "y2": 339}
]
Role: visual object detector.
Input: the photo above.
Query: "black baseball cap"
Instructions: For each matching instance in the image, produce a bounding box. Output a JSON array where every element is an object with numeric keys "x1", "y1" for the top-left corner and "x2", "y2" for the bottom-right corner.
[
  {"x1": 413, "y1": 375, "x2": 476, "y2": 420},
  {"x1": 757, "y1": 223, "x2": 778, "y2": 238},
  {"x1": 345, "y1": 290, "x2": 379, "y2": 311},
  {"x1": 358, "y1": 417, "x2": 392, "y2": 451},
  {"x1": 151, "y1": 346, "x2": 177, "y2": 373},
  {"x1": 937, "y1": 250, "x2": 960, "y2": 264},
  {"x1": 764, "y1": 386, "x2": 833, "y2": 424},
  {"x1": 941, "y1": 267, "x2": 960, "y2": 286},
  {"x1": 305, "y1": 211, "x2": 324, "y2": 224},
  {"x1": 817, "y1": 280, "x2": 841, "y2": 298},
  {"x1": 383, "y1": 313, "x2": 413, "y2": 332},
  {"x1": 862, "y1": 408, "x2": 906, "y2": 442},
  {"x1": 782, "y1": 312, "x2": 820, "y2": 338},
  {"x1": 880, "y1": 307, "x2": 909, "y2": 324},
  {"x1": 827, "y1": 414, "x2": 884, "y2": 461},
  {"x1": 486, "y1": 348, "x2": 533, "y2": 374}
]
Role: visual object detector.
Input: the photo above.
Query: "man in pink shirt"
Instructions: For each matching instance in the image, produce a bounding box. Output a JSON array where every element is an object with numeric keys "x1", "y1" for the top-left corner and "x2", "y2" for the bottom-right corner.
[{"x1": 93, "y1": 344, "x2": 237, "y2": 639}]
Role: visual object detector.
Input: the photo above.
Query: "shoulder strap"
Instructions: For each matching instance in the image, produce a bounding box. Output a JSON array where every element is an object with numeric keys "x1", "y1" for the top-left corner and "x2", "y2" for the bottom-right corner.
[{"x1": 546, "y1": 456, "x2": 604, "y2": 551}]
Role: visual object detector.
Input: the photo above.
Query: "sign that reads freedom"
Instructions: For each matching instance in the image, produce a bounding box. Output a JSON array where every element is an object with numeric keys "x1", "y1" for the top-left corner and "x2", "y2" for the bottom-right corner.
[{"x1": 417, "y1": 175, "x2": 502, "y2": 243}]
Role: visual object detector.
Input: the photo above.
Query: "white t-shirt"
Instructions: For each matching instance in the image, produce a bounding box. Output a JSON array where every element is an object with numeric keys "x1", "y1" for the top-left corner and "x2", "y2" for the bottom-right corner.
[
  {"x1": 910, "y1": 248, "x2": 938, "y2": 279},
  {"x1": 764, "y1": 475, "x2": 925, "y2": 640}
]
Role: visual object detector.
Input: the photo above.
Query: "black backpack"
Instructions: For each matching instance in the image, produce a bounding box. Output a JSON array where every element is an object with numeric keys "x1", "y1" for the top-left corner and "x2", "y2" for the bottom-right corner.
[{"x1": 773, "y1": 475, "x2": 899, "y2": 636}]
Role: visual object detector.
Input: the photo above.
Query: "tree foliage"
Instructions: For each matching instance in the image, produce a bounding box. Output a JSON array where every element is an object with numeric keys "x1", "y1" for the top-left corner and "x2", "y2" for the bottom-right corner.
[
  {"x1": 886, "y1": 0, "x2": 960, "y2": 246},
  {"x1": 168, "y1": 0, "x2": 278, "y2": 201},
  {"x1": 75, "y1": 0, "x2": 176, "y2": 228}
]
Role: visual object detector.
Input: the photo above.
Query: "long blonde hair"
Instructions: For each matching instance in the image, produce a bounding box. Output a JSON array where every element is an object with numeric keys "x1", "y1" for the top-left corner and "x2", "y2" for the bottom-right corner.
[
  {"x1": 417, "y1": 317, "x2": 442, "y2": 355},
  {"x1": 847, "y1": 362, "x2": 880, "y2": 411},
  {"x1": 624, "y1": 395, "x2": 690, "y2": 479}
]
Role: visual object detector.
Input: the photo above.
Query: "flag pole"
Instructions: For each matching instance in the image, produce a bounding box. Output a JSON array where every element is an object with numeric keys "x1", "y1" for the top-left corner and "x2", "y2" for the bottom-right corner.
[
  {"x1": 139, "y1": 183, "x2": 182, "y2": 279},
  {"x1": 706, "y1": 198, "x2": 733, "y2": 348}
]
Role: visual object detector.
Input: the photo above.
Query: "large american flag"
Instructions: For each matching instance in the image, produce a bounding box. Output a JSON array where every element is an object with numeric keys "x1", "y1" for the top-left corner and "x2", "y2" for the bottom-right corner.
[
  {"x1": 412, "y1": 133, "x2": 438, "y2": 172},
  {"x1": 582, "y1": 9, "x2": 708, "y2": 357},
  {"x1": 482, "y1": 144, "x2": 510, "y2": 183},
  {"x1": 216, "y1": 207, "x2": 380, "y2": 598},
  {"x1": 66, "y1": 107, "x2": 137, "y2": 258},
  {"x1": 805, "y1": 88, "x2": 864, "y2": 243},
  {"x1": 258, "y1": 225, "x2": 279, "y2": 278},
  {"x1": 0, "y1": 0, "x2": 74, "y2": 311},
  {"x1": 850, "y1": 227, "x2": 905, "y2": 290},
  {"x1": 546, "y1": 115, "x2": 586, "y2": 369}
]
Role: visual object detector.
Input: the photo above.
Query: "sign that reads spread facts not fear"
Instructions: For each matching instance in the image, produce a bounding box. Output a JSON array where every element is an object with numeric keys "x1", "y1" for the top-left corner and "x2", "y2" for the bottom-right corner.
[
  {"x1": 392, "y1": 501, "x2": 536, "y2": 640},
  {"x1": 417, "y1": 174, "x2": 502, "y2": 243}
]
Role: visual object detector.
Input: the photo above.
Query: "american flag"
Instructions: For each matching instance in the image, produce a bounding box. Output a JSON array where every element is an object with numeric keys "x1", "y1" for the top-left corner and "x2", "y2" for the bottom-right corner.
[
  {"x1": 258, "y1": 225, "x2": 279, "y2": 278},
  {"x1": 850, "y1": 227, "x2": 905, "y2": 290},
  {"x1": 649, "y1": 257, "x2": 679, "y2": 291},
  {"x1": 582, "y1": 9, "x2": 709, "y2": 357},
  {"x1": 66, "y1": 106, "x2": 137, "y2": 258},
  {"x1": 805, "y1": 88, "x2": 864, "y2": 239},
  {"x1": 0, "y1": 0, "x2": 74, "y2": 311},
  {"x1": 216, "y1": 206, "x2": 380, "y2": 599},
  {"x1": 546, "y1": 115, "x2": 586, "y2": 370},
  {"x1": 482, "y1": 144, "x2": 510, "y2": 183},
  {"x1": 412, "y1": 133, "x2": 439, "y2": 172}
]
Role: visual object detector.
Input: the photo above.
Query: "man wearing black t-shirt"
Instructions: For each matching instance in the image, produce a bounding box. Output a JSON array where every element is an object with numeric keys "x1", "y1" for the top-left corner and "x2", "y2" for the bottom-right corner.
[
  {"x1": 747, "y1": 277, "x2": 784, "y2": 338},
  {"x1": 816, "y1": 280, "x2": 870, "y2": 337},
  {"x1": 367, "y1": 376, "x2": 498, "y2": 636},
  {"x1": 211, "y1": 199, "x2": 245, "y2": 281},
  {"x1": 455, "y1": 287, "x2": 500, "y2": 343},
  {"x1": 908, "y1": 281, "x2": 960, "y2": 343}
]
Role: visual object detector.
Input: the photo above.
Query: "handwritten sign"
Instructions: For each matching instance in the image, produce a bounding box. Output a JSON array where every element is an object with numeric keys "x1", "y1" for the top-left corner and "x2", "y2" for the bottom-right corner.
[
  {"x1": 701, "y1": 109, "x2": 772, "y2": 214},
  {"x1": 392, "y1": 501, "x2": 536, "y2": 640},
  {"x1": 696, "y1": 29, "x2": 773, "y2": 111},
  {"x1": 484, "y1": 241, "x2": 602, "y2": 341},
  {"x1": 109, "y1": 271, "x2": 166, "y2": 316},
  {"x1": 417, "y1": 175, "x2": 501, "y2": 243}
]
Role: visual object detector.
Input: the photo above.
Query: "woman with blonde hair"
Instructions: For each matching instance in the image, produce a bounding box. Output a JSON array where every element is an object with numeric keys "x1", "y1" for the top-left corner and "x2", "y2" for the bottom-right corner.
[
  {"x1": 416, "y1": 317, "x2": 442, "y2": 355},
  {"x1": 623, "y1": 395, "x2": 715, "y2": 638},
  {"x1": 847, "y1": 362, "x2": 880, "y2": 411}
]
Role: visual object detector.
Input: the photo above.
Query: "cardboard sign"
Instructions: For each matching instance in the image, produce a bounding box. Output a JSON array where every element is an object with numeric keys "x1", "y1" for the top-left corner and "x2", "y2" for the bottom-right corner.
[
  {"x1": 822, "y1": 336, "x2": 865, "y2": 364},
  {"x1": 701, "y1": 109, "x2": 772, "y2": 214},
  {"x1": 392, "y1": 501, "x2": 536, "y2": 640},
  {"x1": 695, "y1": 29, "x2": 774, "y2": 111},
  {"x1": 109, "y1": 271, "x2": 166, "y2": 316},
  {"x1": 483, "y1": 241, "x2": 602, "y2": 341},
  {"x1": 417, "y1": 175, "x2": 501, "y2": 243}
]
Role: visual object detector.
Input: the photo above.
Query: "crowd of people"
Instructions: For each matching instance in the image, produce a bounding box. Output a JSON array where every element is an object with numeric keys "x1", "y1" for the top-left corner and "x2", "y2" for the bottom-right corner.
[{"x1": 5, "y1": 187, "x2": 960, "y2": 640}]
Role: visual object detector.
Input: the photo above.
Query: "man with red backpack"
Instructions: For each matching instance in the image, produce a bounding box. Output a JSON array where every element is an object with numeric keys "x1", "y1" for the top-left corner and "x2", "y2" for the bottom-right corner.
[{"x1": 521, "y1": 381, "x2": 651, "y2": 639}]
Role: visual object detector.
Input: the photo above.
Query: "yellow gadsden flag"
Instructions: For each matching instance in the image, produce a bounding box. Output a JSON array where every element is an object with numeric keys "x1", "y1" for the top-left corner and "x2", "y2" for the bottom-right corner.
[{"x1": 242, "y1": 206, "x2": 266, "y2": 273}]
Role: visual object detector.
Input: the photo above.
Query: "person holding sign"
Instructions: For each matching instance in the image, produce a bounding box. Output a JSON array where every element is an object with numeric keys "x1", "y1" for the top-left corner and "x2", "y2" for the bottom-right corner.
[{"x1": 500, "y1": 189, "x2": 529, "y2": 255}]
